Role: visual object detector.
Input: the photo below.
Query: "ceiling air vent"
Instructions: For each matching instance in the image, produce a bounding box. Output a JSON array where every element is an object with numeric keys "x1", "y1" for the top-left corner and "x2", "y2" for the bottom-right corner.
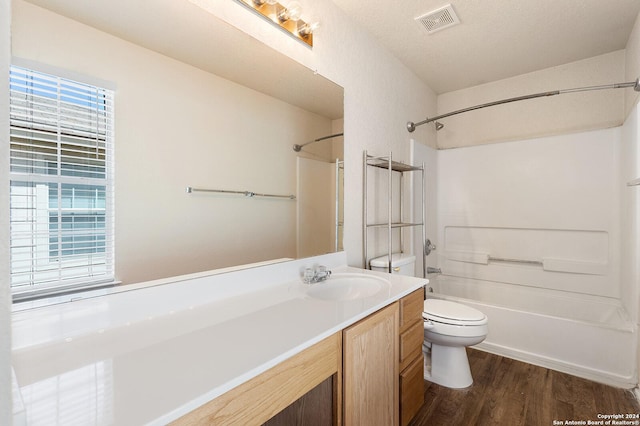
[{"x1": 415, "y1": 4, "x2": 460, "y2": 34}]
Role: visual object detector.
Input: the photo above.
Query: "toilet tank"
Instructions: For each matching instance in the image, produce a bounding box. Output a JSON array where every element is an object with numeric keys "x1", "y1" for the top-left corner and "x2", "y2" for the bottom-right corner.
[{"x1": 369, "y1": 253, "x2": 416, "y2": 276}]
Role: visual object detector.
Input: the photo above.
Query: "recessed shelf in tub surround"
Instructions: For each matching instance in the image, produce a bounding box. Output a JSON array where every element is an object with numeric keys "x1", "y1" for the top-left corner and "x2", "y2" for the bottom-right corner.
[{"x1": 11, "y1": 251, "x2": 427, "y2": 425}]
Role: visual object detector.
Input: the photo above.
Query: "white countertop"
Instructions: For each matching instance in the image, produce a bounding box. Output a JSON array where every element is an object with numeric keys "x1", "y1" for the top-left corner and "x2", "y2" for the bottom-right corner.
[{"x1": 12, "y1": 252, "x2": 427, "y2": 425}]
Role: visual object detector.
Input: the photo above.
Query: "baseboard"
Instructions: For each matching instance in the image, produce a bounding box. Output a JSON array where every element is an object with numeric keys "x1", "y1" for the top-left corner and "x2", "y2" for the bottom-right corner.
[{"x1": 474, "y1": 341, "x2": 637, "y2": 389}]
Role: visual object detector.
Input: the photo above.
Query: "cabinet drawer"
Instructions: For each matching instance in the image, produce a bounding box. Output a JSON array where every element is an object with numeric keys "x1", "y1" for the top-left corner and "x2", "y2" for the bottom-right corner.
[
  {"x1": 400, "y1": 354, "x2": 424, "y2": 426},
  {"x1": 399, "y1": 289, "x2": 424, "y2": 332},
  {"x1": 399, "y1": 320, "x2": 423, "y2": 371}
]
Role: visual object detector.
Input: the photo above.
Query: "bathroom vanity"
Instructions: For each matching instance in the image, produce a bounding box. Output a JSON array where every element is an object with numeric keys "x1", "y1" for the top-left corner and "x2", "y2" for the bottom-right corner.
[{"x1": 11, "y1": 252, "x2": 426, "y2": 425}]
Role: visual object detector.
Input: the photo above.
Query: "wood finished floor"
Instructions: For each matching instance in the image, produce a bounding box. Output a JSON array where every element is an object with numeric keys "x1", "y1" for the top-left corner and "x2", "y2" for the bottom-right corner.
[{"x1": 409, "y1": 349, "x2": 640, "y2": 426}]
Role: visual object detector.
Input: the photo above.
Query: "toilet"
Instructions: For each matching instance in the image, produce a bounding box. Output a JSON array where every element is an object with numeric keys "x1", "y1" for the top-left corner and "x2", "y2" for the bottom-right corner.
[{"x1": 422, "y1": 298, "x2": 488, "y2": 389}]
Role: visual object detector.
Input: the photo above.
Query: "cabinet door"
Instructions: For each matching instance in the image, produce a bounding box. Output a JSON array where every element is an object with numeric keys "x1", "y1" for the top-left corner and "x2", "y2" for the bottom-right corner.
[{"x1": 343, "y1": 303, "x2": 399, "y2": 426}]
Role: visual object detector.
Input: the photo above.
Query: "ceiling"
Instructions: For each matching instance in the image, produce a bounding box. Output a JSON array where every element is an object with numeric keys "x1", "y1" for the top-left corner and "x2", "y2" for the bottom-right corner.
[{"x1": 332, "y1": 0, "x2": 640, "y2": 94}]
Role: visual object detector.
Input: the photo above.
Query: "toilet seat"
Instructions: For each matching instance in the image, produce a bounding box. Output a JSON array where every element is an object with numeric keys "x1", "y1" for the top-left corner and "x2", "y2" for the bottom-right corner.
[{"x1": 423, "y1": 299, "x2": 488, "y2": 326}]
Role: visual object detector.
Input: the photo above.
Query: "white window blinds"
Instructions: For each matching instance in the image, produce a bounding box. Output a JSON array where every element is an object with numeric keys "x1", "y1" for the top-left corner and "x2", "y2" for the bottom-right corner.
[{"x1": 9, "y1": 65, "x2": 115, "y2": 298}]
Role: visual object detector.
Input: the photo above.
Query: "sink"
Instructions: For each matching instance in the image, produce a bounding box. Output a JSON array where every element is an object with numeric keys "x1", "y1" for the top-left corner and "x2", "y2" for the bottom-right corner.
[{"x1": 305, "y1": 273, "x2": 389, "y2": 301}]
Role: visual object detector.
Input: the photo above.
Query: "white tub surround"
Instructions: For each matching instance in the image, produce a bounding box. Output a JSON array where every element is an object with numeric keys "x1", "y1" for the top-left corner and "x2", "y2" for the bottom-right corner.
[
  {"x1": 11, "y1": 252, "x2": 426, "y2": 425},
  {"x1": 431, "y1": 124, "x2": 639, "y2": 388}
]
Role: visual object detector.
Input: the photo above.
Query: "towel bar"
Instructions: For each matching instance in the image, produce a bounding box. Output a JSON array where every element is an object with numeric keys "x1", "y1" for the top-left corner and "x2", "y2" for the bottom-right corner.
[{"x1": 186, "y1": 186, "x2": 296, "y2": 200}]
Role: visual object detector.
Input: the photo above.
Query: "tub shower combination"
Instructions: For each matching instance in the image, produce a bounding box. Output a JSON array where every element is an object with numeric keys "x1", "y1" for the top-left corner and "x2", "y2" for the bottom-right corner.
[
  {"x1": 410, "y1": 90, "x2": 640, "y2": 388},
  {"x1": 402, "y1": 77, "x2": 640, "y2": 388}
]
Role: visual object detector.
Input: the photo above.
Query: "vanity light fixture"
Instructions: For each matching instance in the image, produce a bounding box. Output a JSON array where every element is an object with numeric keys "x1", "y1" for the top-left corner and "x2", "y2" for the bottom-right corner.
[{"x1": 234, "y1": 0, "x2": 318, "y2": 47}]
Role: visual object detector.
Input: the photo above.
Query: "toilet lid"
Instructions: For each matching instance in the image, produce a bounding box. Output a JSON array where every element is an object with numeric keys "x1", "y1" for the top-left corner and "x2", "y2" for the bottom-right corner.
[{"x1": 423, "y1": 299, "x2": 487, "y2": 324}]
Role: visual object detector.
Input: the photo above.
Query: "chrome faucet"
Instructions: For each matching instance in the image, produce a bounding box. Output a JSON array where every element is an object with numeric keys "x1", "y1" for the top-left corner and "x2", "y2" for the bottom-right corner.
[{"x1": 303, "y1": 265, "x2": 332, "y2": 284}]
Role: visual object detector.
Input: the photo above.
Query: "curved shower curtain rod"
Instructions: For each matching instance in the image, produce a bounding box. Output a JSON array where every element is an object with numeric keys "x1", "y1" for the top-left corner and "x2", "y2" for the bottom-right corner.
[
  {"x1": 407, "y1": 77, "x2": 640, "y2": 133},
  {"x1": 293, "y1": 132, "x2": 344, "y2": 152}
]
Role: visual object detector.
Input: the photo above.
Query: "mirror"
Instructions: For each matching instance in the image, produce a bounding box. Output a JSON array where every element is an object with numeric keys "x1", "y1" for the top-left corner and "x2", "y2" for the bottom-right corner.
[{"x1": 12, "y1": 0, "x2": 344, "y2": 284}]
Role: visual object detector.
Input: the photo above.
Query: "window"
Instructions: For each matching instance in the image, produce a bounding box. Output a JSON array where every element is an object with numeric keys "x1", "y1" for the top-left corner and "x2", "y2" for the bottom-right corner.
[{"x1": 9, "y1": 65, "x2": 114, "y2": 299}]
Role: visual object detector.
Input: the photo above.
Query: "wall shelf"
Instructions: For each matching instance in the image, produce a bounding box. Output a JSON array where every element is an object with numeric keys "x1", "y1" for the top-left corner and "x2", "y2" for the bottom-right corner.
[
  {"x1": 363, "y1": 151, "x2": 426, "y2": 276},
  {"x1": 366, "y1": 157, "x2": 424, "y2": 173}
]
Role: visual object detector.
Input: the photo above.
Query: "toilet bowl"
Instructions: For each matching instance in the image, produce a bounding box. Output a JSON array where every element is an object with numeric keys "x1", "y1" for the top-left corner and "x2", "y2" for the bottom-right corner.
[{"x1": 423, "y1": 299, "x2": 488, "y2": 389}]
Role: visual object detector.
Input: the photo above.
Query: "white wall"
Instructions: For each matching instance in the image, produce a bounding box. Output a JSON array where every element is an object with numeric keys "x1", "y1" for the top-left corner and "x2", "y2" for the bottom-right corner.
[
  {"x1": 1, "y1": 1, "x2": 12, "y2": 424},
  {"x1": 11, "y1": 0, "x2": 341, "y2": 284},
  {"x1": 437, "y1": 128, "x2": 621, "y2": 299}
]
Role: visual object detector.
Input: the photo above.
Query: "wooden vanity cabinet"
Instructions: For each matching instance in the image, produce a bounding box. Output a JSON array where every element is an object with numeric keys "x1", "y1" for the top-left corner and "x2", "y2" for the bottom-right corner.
[
  {"x1": 398, "y1": 289, "x2": 425, "y2": 426},
  {"x1": 343, "y1": 302, "x2": 399, "y2": 426},
  {"x1": 342, "y1": 288, "x2": 425, "y2": 426}
]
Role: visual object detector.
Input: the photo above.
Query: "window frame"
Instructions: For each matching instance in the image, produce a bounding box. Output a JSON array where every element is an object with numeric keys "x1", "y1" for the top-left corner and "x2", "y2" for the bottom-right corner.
[{"x1": 8, "y1": 63, "x2": 115, "y2": 302}]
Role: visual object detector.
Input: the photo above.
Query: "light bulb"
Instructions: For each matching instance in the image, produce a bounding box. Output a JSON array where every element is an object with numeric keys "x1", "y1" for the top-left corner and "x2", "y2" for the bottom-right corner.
[
  {"x1": 286, "y1": 1, "x2": 302, "y2": 21},
  {"x1": 299, "y1": 21, "x2": 319, "y2": 36}
]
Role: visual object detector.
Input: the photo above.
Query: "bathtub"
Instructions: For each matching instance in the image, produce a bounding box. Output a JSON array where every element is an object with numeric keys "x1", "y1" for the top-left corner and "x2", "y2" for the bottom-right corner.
[{"x1": 425, "y1": 275, "x2": 637, "y2": 388}]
